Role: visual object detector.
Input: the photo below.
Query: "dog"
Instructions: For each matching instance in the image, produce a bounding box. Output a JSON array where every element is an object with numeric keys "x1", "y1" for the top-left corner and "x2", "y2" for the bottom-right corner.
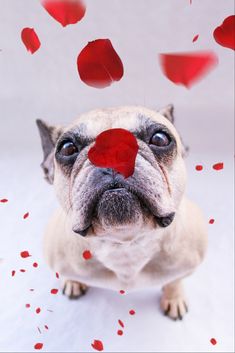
[{"x1": 36, "y1": 105, "x2": 207, "y2": 320}]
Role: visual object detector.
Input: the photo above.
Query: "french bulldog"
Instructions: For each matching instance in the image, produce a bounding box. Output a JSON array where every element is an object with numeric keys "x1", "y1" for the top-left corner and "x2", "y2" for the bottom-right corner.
[{"x1": 36, "y1": 105, "x2": 207, "y2": 320}]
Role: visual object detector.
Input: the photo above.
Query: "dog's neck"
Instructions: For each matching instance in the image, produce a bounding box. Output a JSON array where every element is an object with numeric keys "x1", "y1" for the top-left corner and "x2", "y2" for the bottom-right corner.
[
  {"x1": 89, "y1": 226, "x2": 166, "y2": 283},
  {"x1": 90, "y1": 216, "x2": 158, "y2": 243}
]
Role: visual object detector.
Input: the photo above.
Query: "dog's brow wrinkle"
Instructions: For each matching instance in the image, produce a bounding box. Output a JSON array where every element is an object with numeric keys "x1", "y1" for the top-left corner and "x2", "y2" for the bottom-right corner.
[
  {"x1": 138, "y1": 114, "x2": 157, "y2": 126},
  {"x1": 158, "y1": 164, "x2": 172, "y2": 195},
  {"x1": 62, "y1": 125, "x2": 94, "y2": 145},
  {"x1": 137, "y1": 113, "x2": 147, "y2": 124}
]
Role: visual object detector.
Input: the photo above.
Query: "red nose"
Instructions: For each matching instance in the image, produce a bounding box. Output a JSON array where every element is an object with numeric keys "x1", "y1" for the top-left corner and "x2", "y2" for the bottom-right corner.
[{"x1": 88, "y1": 128, "x2": 138, "y2": 178}]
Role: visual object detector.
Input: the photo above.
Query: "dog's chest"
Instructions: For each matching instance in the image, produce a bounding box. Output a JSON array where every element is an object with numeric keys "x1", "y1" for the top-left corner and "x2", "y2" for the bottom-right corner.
[{"x1": 92, "y1": 234, "x2": 160, "y2": 282}]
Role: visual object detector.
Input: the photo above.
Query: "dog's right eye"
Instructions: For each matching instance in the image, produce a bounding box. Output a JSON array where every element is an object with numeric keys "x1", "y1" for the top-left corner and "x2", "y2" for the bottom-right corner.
[{"x1": 59, "y1": 141, "x2": 78, "y2": 156}]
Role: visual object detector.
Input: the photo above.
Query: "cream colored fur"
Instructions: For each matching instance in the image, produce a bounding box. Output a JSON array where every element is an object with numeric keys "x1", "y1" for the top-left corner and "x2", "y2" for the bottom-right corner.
[{"x1": 39, "y1": 106, "x2": 208, "y2": 320}]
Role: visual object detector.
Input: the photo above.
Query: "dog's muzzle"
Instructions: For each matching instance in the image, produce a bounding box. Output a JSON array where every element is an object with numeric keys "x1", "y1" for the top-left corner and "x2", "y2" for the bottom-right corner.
[{"x1": 72, "y1": 168, "x2": 176, "y2": 237}]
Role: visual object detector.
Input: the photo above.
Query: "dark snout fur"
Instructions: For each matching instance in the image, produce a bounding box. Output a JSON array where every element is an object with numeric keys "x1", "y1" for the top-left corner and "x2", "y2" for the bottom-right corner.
[{"x1": 96, "y1": 188, "x2": 142, "y2": 226}]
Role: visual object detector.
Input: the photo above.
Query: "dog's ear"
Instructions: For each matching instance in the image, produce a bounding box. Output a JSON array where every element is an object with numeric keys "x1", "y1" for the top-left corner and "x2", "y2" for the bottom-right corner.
[
  {"x1": 159, "y1": 104, "x2": 174, "y2": 124},
  {"x1": 158, "y1": 105, "x2": 189, "y2": 158},
  {"x1": 36, "y1": 119, "x2": 63, "y2": 184}
]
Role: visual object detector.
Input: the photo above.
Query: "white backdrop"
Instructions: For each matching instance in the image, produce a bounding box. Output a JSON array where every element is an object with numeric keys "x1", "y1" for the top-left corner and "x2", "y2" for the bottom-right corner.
[{"x1": 0, "y1": 0, "x2": 234, "y2": 352}]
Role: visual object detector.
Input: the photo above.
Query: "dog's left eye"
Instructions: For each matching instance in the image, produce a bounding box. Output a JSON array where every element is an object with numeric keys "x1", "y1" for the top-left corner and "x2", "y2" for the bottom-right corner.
[
  {"x1": 150, "y1": 132, "x2": 171, "y2": 147},
  {"x1": 59, "y1": 141, "x2": 78, "y2": 156}
]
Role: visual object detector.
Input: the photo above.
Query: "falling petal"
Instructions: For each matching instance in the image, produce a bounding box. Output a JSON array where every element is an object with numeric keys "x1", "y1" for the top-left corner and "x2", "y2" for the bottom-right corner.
[
  {"x1": 77, "y1": 39, "x2": 124, "y2": 88},
  {"x1": 213, "y1": 15, "x2": 235, "y2": 50},
  {"x1": 41, "y1": 0, "x2": 86, "y2": 27},
  {"x1": 159, "y1": 51, "x2": 218, "y2": 88},
  {"x1": 21, "y1": 28, "x2": 41, "y2": 54}
]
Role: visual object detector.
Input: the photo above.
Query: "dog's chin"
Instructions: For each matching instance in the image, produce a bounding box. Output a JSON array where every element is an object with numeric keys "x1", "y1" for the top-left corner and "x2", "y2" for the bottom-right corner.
[{"x1": 95, "y1": 188, "x2": 143, "y2": 228}]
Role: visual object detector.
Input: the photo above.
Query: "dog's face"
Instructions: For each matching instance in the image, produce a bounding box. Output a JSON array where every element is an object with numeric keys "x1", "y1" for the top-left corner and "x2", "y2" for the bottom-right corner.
[{"x1": 37, "y1": 105, "x2": 187, "y2": 242}]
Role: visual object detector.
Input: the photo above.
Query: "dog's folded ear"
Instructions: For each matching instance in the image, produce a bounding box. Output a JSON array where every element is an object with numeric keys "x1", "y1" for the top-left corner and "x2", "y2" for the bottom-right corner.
[
  {"x1": 158, "y1": 104, "x2": 174, "y2": 124},
  {"x1": 36, "y1": 119, "x2": 63, "y2": 184}
]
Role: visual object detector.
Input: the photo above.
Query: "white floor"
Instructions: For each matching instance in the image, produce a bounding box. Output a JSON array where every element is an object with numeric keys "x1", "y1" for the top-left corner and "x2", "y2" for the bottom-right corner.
[
  {"x1": 0, "y1": 149, "x2": 233, "y2": 352},
  {"x1": 0, "y1": 0, "x2": 234, "y2": 351}
]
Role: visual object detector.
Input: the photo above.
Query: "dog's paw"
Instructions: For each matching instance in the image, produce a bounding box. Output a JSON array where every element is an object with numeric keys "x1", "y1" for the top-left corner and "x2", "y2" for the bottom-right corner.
[
  {"x1": 160, "y1": 295, "x2": 188, "y2": 320},
  {"x1": 62, "y1": 280, "x2": 88, "y2": 300}
]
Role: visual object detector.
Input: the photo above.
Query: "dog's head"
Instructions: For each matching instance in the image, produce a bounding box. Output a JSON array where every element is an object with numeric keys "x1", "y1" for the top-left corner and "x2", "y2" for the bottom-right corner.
[{"x1": 36, "y1": 105, "x2": 187, "y2": 242}]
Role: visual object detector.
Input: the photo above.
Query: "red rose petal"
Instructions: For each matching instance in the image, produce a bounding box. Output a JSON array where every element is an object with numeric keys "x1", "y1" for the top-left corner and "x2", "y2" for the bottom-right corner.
[
  {"x1": 129, "y1": 309, "x2": 136, "y2": 315},
  {"x1": 41, "y1": 0, "x2": 86, "y2": 27},
  {"x1": 23, "y1": 212, "x2": 29, "y2": 219},
  {"x1": 34, "y1": 343, "x2": 43, "y2": 350},
  {"x1": 159, "y1": 51, "x2": 218, "y2": 88},
  {"x1": 25, "y1": 303, "x2": 30, "y2": 308},
  {"x1": 118, "y1": 319, "x2": 124, "y2": 328},
  {"x1": 119, "y1": 290, "x2": 125, "y2": 295},
  {"x1": 33, "y1": 262, "x2": 38, "y2": 268},
  {"x1": 192, "y1": 34, "x2": 199, "y2": 43},
  {"x1": 88, "y1": 128, "x2": 138, "y2": 178},
  {"x1": 213, "y1": 162, "x2": 224, "y2": 170},
  {"x1": 50, "y1": 288, "x2": 58, "y2": 294},
  {"x1": 210, "y1": 338, "x2": 217, "y2": 345},
  {"x1": 77, "y1": 39, "x2": 124, "y2": 88},
  {"x1": 209, "y1": 218, "x2": 215, "y2": 224},
  {"x1": 21, "y1": 28, "x2": 41, "y2": 54},
  {"x1": 20, "y1": 269, "x2": 26, "y2": 272},
  {"x1": 56, "y1": 272, "x2": 60, "y2": 279},
  {"x1": 91, "y1": 340, "x2": 104, "y2": 352},
  {"x1": 20, "y1": 251, "x2": 31, "y2": 258},
  {"x1": 82, "y1": 250, "x2": 92, "y2": 260},
  {"x1": 0, "y1": 198, "x2": 8, "y2": 203},
  {"x1": 195, "y1": 165, "x2": 203, "y2": 171},
  {"x1": 11, "y1": 270, "x2": 16, "y2": 277},
  {"x1": 44, "y1": 325, "x2": 49, "y2": 330},
  {"x1": 117, "y1": 330, "x2": 123, "y2": 336},
  {"x1": 36, "y1": 307, "x2": 41, "y2": 314},
  {"x1": 213, "y1": 15, "x2": 235, "y2": 50}
]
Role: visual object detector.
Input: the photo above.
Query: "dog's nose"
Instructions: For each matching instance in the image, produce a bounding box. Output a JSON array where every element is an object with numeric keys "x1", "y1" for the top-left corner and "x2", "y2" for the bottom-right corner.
[{"x1": 157, "y1": 212, "x2": 175, "y2": 227}]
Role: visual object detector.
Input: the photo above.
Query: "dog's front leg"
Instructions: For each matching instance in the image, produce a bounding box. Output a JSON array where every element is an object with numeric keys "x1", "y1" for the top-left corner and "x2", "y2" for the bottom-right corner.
[
  {"x1": 62, "y1": 278, "x2": 88, "y2": 300},
  {"x1": 160, "y1": 279, "x2": 188, "y2": 320}
]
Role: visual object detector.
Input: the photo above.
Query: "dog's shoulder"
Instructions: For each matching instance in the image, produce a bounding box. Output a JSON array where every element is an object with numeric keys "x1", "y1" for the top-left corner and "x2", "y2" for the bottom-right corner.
[{"x1": 160, "y1": 197, "x2": 208, "y2": 270}]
